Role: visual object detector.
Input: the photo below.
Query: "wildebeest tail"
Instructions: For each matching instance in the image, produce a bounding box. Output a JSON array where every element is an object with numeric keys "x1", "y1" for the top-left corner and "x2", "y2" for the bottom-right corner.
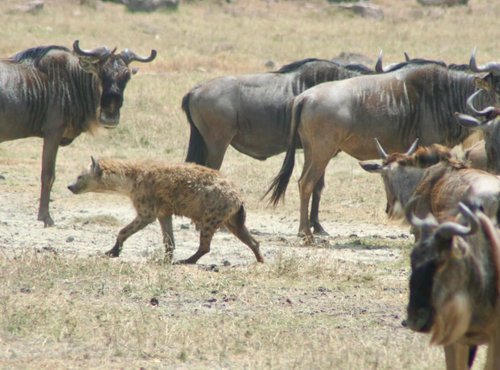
[
  {"x1": 265, "y1": 97, "x2": 304, "y2": 206},
  {"x1": 183, "y1": 92, "x2": 207, "y2": 165}
]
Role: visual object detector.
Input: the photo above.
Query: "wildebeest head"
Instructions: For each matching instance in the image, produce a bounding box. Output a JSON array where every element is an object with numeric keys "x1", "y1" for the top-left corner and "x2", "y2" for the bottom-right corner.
[
  {"x1": 72, "y1": 40, "x2": 156, "y2": 127},
  {"x1": 359, "y1": 138, "x2": 426, "y2": 219},
  {"x1": 455, "y1": 89, "x2": 500, "y2": 174},
  {"x1": 406, "y1": 202, "x2": 479, "y2": 345}
]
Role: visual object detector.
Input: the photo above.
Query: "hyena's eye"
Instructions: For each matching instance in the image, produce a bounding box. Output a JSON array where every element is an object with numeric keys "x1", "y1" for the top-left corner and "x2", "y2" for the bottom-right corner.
[{"x1": 77, "y1": 175, "x2": 83, "y2": 181}]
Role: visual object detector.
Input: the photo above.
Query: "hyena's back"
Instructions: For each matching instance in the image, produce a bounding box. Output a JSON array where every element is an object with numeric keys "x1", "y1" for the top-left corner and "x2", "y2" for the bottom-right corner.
[{"x1": 130, "y1": 162, "x2": 244, "y2": 222}]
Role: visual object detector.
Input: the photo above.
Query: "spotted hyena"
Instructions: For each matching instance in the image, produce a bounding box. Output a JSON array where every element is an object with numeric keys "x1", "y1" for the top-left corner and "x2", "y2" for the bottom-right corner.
[{"x1": 68, "y1": 157, "x2": 264, "y2": 264}]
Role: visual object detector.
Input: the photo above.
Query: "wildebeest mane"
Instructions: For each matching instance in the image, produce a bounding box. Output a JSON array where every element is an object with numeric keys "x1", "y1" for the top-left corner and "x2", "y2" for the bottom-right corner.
[
  {"x1": 385, "y1": 145, "x2": 468, "y2": 170},
  {"x1": 344, "y1": 63, "x2": 373, "y2": 74},
  {"x1": 384, "y1": 58, "x2": 447, "y2": 73},
  {"x1": 274, "y1": 58, "x2": 338, "y2": 74},
  {"x1": 9, "y1": 45, "x2": 69, "y2": 65}
]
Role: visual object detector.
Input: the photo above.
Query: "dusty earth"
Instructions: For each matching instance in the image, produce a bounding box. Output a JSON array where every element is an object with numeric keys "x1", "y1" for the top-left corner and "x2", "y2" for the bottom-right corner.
[
  {"x1": 0, "y1": 152, "x2": 410, "y2": 267},
  {"x1": 0, "y1": 138, "x2": 412, "y2": 268}
]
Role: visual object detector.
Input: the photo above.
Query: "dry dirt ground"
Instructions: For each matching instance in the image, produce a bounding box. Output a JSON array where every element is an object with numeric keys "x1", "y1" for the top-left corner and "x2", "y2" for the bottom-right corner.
[{"x1": 0, "y1": 142, "x2": 410, "y2": 266}]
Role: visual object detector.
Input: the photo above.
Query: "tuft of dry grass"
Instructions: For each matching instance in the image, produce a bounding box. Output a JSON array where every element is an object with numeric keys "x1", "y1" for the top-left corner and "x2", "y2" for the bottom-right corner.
[{"x1": 0, "y1": 247, "x2": 449, "y2": 369}]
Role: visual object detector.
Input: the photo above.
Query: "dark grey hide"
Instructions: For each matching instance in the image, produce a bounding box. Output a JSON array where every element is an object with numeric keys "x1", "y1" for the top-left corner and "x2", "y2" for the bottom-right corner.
[
  {"x1": 0, "y1": 40, "x2": 156, "y2": 226},
  {"x1": 183, "y1": 58, "x2": 375, "y2": 169}
]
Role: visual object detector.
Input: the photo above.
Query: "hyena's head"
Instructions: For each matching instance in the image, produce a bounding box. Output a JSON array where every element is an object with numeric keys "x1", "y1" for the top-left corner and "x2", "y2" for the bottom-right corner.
[{"x1": 68, "y1": 156, "x2": 104, "y2": 194}]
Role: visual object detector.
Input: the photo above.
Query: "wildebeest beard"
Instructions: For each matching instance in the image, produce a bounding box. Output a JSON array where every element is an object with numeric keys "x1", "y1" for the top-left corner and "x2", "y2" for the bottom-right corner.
[{"x1": 408, "y1": 258, "x2": 437, "y2": 333}]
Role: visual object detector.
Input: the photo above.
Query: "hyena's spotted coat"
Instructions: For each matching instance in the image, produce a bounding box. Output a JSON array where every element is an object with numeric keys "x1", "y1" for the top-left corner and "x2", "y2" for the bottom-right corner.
[{"x1": 68, "y1": 157, "x2": 264, "y2": 264}]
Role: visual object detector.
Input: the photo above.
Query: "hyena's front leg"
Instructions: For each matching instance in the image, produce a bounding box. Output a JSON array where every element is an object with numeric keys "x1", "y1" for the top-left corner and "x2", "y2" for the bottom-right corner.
[
  {"x1": 106, "y1": 216, "x2": 153, "y2": 257},
  {"x1": 158, "y1": 215, "x2": 175, "y2": 263}
]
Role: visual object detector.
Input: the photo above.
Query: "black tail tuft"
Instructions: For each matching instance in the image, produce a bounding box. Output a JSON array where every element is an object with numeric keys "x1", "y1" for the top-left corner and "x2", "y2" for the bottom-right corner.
[
  {"x1": 264, "y1": 98, "x2": 304, "y2": 206},
  {"x1": 183, "y1": 92, "x2": 208, "y2": 165}
]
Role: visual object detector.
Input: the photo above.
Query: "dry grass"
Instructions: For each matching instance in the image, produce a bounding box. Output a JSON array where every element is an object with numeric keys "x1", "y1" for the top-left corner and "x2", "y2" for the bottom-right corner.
[{"x1": 0, "y1": 0, "x2": 498, "y2": 368}]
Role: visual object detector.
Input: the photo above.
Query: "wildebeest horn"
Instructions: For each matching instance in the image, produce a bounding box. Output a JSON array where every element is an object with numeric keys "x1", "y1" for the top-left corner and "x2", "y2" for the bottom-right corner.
[
  {"x1": 405, "y1": 138, "x2": 419, "y2": 156},
  {"x1": 470, "y1": 48, "x2": 500, "y2": 75},
  {"x1": 466, "y1": 89, "x2": 500, "y2": 117},
  {"x1": 435, "y1": 202, "x2": 479, "y2": 240},
  {"x1": 374, "y1": 138, "x2": 388, "y2": 159},
  {"x1": 119, "y1": 49, "x2": 157, "y2": 65},
  {"x1": 405, "y1": 196, "x2": 438, "y2": 229},
  {"x1": 73, "y1": 40, "x2": 114, "y2": 60},
  {"x1": 375, "y1": 50, "x2": 384, "y2": 73},
  {"x1": 455, "y1": 112, "x2": 483, "y2": 128},
  {"x1": 404, "y1": 52, "x2": 410, "y2": 62}
]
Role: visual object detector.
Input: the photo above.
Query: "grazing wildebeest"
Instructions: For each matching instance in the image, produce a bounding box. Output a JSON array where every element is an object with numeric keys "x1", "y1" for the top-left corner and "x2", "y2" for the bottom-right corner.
[
  {"x1": 68, "y1": 157, "x2": 264, "y2": 264},
  {"x1": 359, "y1": 140, "x2": 500, "y2": 232},
  {"x1": 0, "y1": 40, "x2": 156, "y2": 226},
  {"x1": 267, "y1": 52, "x2": 500, "y2": 240},
  {"x1": 456, "y1": 89, "x2": 500, "y2": 174},
  {"x1": 406, "y1": 202, "x2": 500, "y2": 370}
]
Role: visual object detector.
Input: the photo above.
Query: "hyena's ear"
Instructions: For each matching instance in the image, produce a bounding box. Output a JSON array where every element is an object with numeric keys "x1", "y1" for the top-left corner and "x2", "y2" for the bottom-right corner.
[{"x1": 91, "y1": 156, "x2": 103, "y2": 177}]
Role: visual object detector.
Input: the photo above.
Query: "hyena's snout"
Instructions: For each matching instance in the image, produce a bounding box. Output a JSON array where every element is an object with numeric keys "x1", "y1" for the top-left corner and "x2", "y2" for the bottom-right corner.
[{"x1": 67, "y1": 183, "x2": 78, "y2": 194}]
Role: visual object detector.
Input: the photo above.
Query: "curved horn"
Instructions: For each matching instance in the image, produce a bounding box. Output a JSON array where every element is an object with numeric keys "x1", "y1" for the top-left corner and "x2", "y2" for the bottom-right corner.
[
  {"x1": 466, "y1": 89, "x2": 500, "y2": 117},
  {"x1": 404, "y1": 52, "x2": 410, "y2": 62},
  {"x1": 455, "y1": 112, "x2": 484, "y2": 128},
  {"x1": 405, "y1": 138, "x2": 419, "y2": 156},
  {"x1": 470, "y1": 48, "x2": 500, "y2": 74},
  {"x1": 435, "y1": 202, "x2": 479, "y2": 240},
  {"x1": 73, "y1": 40, "x2": 112, "y2": 60},
  {"x1": 119, "y1": 49, "x2": 157, "y2": 65},
  {"x1": 405, "y1": 196, "x2": 438, "y2": 229},
  {"x1": 374, "y1": 138, "x2": 388, "y2": 160},
  {"x1": 375, "y1": 50, "x2": 384, "y2": 73}
]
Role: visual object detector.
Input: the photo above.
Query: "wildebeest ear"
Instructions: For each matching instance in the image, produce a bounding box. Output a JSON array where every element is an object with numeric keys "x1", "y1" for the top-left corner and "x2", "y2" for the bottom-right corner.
[
  {"x1": 474, "y1": 74, "x2": 492, "y2": 91},
  {"x1": 358, "y1": 161, "x2": 383, "y2": 173},
  {"x1": 90, "y1": 156, "x2": 102, "y2": 177},
  {"x1": 78, "y1": 57, "x2": 103, "y2": 75},
  {"x1": 131, "y1": 67, "x2": 139, "y2": 75}
]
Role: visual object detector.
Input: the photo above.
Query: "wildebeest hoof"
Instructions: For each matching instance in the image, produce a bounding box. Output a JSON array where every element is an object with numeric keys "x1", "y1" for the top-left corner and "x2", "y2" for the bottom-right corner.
[
  {"x1": 312, "y1": 225, "x2": 329, "y2": 236},
  {"x1": 298, "y1": 232, "x2": 314, "y2": 245},
  {"x1": 174, "y1": 259, "x2": 196, "y2": 265},
  {"x1": 105, "y1": 249, "x2": 120, "y2": 257}
]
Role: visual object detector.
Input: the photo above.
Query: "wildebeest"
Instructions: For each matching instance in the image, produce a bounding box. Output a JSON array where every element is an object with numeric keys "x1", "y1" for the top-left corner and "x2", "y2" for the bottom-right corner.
[
  {"x1": 183, "y1": 58, "x2": 374, "y2": 170},
  {"x1": 359, "y1": 140, "x2": 500, "y2": 231},
  {"x1": 456, "y1": 88, "x2": 500, "y2": 174},
  {"x1": 406, "y1": 202, "x2": 500, "y2": 369},
  {"x1": 267, "y1": 52, "x2": 500, "y2": 240},
  {"x1": 0, "y1": 40, "x2": 156, "y2": 226},
  {"x1": 68, "y1": 157, "x2": 264, "y2": 264}
]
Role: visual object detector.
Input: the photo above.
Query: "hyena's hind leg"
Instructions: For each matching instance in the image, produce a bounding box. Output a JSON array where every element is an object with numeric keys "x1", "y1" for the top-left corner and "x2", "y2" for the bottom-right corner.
[
  {"x1": 225, "y1": 206, "x2": 264, "y2": 263},
  {"x1": 106, "y1": 216, "x2": 154, "y2": 257},
  {"x1": 177, "y1": 214, "x2": 222, "y2": 264},
  {"x1": 158, "y1": 215, "x2": 175, "y2": 263}
]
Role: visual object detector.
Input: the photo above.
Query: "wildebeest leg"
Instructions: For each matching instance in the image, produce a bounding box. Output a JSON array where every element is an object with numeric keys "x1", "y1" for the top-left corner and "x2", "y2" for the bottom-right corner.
[
  {"x1": 205, "y1": 140, "x2": 232, "y2": 170},
  {"x1": 298, "y1": 144, "x2": 333, "y2": 241},
  {"x1": 38, "y1": 131, "x2": 63, "y2": 227},
  {"x1": 195, "y1": 119, "x2": 235, "y2": 169},
  {"x1": 225, "y1": 214, "x2": 264, "y2": 263},
  {"x1": 158, "y1": 215, "x2": 175, "y2": 262},
  {"x1": 443, "y1": 343, "x2": 469, "y2": 370},
  {"x1": 106, "y1": 216, "x2": 153, "y2": 257},
  {"x1": 310, "y1": 173, "x2": 327, "y2": 235}
]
